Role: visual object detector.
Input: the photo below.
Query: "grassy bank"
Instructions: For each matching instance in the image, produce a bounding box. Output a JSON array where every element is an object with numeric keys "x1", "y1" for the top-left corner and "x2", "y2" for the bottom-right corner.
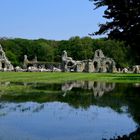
[{"x1": 0, "y1": 72, "x2": 140, "y2": 83}]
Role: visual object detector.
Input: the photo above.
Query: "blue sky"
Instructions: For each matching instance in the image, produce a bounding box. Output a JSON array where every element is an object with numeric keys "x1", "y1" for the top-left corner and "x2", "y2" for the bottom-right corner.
[{"x1": 0, "y1": 0, "x2": 106, "y2": 40}]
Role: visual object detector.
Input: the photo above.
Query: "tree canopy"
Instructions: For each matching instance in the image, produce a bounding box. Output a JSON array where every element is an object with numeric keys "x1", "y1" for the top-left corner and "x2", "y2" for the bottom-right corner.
[
  {"x1": 90, "y1": 0, "x2": 140, "y2": 62},
  {"x1": 0, "y1": 37, "x2": 132, "y2": 68}
]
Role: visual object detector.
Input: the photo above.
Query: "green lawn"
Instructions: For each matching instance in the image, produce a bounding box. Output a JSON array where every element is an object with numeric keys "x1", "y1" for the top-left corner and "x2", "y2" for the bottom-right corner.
[{"x1": 0, "y1": 72, "x2": 140, "y2": 83}]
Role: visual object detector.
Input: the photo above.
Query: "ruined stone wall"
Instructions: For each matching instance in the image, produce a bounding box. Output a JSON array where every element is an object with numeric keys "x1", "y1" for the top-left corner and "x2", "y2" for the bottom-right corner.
[
  {"x1": 61, "y1": 49, "x2": 116, "y2": 73},
  {"x1": 0, "y1": 45, "x2": 13, "y2": 71}
]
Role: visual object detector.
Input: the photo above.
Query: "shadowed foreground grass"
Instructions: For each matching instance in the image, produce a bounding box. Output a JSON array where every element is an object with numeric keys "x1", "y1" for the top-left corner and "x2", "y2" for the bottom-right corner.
[{"x1": 0, "y1": 72, "x2": 140, "y2": 83}]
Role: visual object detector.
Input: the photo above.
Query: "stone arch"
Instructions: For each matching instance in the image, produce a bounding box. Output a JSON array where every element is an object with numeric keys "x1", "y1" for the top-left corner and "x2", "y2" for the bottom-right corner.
[
  {"x1": 61, "y1": 50, "x2": 77, "y2": 72},
  {"x1": 97, "y1": 51, "x2": 100, "y2": 57},
  {"x1": 94, "y1": 49, "x2": 105, "y2": 58},
  {"x1": 1, "y1": 62, "x2": 5, "y2": 68},
  {"x1": 94, "y1": 61, "x2": 98, "y2": 71},
  {"x1": 67, "y1": 61, "x2": 73, "y2": 67},
  {"x1": 105, "y1": 61, "x2": 111, "y2": 72}
]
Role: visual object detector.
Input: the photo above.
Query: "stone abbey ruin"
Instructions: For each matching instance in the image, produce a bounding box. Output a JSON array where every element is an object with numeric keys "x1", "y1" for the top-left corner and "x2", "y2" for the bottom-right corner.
[
  {"x1": 23, "y1": 49, "x2": 117, "y2": 72},
  {"x1": 61, "y1": 49, "x2": 116, "y2": 73},
  {"x1": 0, "y1": 45, "x2": 14, "y2": 71},
  {"x1": 0, "y1": 44, "x2": 140, "y2": 73}
]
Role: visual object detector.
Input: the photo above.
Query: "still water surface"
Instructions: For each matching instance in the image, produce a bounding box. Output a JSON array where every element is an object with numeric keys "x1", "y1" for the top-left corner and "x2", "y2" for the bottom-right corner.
[{"x1": 0, "y1": 81, "x2": 139, "y2": 140}]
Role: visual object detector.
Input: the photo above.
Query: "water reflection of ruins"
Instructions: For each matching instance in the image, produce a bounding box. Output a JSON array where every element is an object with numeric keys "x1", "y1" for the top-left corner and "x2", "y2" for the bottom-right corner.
[
  {"x1": 0, "y1": 81, "x2": 115, "y2": 98},
  {"x1": 62, "y1": 81, "x2": 115, "y2": 97}
]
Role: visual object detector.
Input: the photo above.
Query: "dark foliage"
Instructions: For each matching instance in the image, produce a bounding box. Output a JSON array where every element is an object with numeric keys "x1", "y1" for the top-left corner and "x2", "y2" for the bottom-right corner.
[{"x1": 90, "y1": 0, "x2": 140, "y2": 62}]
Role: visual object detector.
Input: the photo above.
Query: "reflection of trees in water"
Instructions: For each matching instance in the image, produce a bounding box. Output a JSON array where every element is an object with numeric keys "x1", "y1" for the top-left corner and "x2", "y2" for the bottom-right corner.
[
  {"x1": 0, "y1": 81, "x2": 140, "y2": 124},
  {"x1": 106, "y1": 127, "x2": 140, "y2": 140},
  {"x1": 0, "y1": 102, "x2": 44, "y2": 116},
  {"x1": 0, "y1": 81, "x2": 140, "y2": 139}
]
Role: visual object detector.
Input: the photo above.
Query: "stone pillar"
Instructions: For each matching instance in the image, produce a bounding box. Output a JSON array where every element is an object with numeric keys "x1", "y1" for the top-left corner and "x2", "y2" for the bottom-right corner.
[
  {"x1": 88, "y1": 61, "x2": 94, "y2": 73},
  {"x1": 76, "y1": 62, "x2": 84, "y2": 72},
  {"x1": 112, "y1": 66, "x2": 117, "y2": 73},
  {"x1": 133, "y1": 66, "x2": 140, "y2": 74}
]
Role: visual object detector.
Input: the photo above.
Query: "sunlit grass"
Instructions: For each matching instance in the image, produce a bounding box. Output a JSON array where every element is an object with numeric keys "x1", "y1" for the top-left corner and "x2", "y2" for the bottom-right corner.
[{"x1": 0, "y1": 72, "x2": 140, "y2": 83}]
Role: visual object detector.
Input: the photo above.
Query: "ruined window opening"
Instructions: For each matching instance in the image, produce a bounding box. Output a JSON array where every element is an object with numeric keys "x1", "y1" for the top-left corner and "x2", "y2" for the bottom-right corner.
[
  {"x1": 2, "y1": 62, "x2": 5, "y2": 68},
  {"x1": 106, "y1": 62, "x2": 110, "y2": 72},
  {"x1": 94, "y1": 61, "x2": 98, "y2": 70},
  {"x1": 97, "y1": 51, "x2": 100, "y2": 57},
  {"x1": 67, "y1": 61, "x2": 73, "y2": 67}
]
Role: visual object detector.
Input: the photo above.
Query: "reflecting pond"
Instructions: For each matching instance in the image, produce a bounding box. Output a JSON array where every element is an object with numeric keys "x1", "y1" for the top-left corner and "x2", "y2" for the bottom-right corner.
[{"x1": 0, "y1": 81, "x2": 140, "y2": 140}]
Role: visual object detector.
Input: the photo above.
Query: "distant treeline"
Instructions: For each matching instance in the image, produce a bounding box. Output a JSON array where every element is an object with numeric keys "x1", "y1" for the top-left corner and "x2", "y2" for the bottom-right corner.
[{"x1": 0, "y1": 36, "x2": 134, "y2": 68}]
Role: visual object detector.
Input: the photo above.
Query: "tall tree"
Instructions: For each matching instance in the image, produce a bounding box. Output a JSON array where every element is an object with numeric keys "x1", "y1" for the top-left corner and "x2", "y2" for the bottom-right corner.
[{"x1": 90, "y1": 0, "x2": 140, "y2": 62}]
